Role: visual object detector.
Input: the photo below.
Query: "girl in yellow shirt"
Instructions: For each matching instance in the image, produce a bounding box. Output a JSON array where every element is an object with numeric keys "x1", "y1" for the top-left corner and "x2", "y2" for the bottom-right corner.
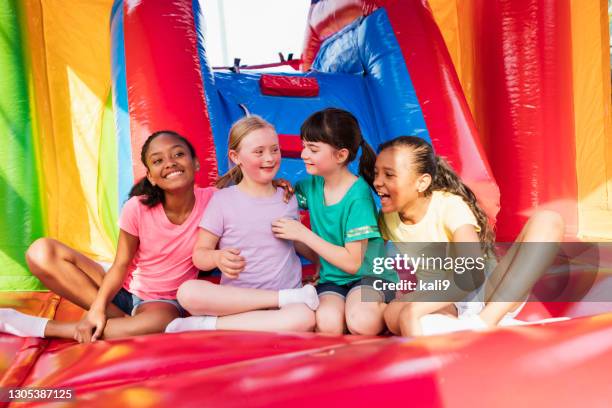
[{"x1": 374, "y1": 136, "x2": 565, "y2": 336}]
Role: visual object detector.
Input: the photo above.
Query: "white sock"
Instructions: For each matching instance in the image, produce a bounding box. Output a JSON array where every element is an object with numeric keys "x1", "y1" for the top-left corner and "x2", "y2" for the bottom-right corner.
[
  {"x1": 165, "y1": 316, "x2": 218, "y2": 333},
  {"x1": 499, "y1": 316, "x2": 569, "y2": 327},
  {"x1": 0, "y1": 308, "x2": 49, "y2": 338},
  {"x1": 419, "y1": 314, "x2": 487, "y2": 336},
  {"x1": 278, "y1": 285, "x2": 319, "y2": 310}
]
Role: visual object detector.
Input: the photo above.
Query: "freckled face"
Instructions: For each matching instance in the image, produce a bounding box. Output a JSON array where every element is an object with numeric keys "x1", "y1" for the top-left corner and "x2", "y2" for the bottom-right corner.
[
  {"x1": 231, "y1": 127, "x2": 281, "y2": 184},
  {"x1": 373, "y1": 147, "x2": 422, "y2": 213},
  {"x1": 146, "y1": 134, "x2": 198, "y2": 191}
]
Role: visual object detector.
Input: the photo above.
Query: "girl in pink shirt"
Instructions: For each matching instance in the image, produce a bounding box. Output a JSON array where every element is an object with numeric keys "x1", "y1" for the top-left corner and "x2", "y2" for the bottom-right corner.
[
  {"x1": 0, "y1": 131, "x2": 215, "y2": 342},
  {"x1": 165, "y1": 115, "x2": 319, "y2": 333}
]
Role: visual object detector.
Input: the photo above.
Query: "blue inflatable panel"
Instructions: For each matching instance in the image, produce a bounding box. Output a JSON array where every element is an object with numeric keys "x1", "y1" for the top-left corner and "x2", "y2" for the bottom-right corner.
[
  {"x1": 313, "y1": 8, "x2": 430, "y2": 144},
  {"x1": 212, "y1": 71, "x2": 379, "y2": 183},
  {"x1": 110, "y1": 0, "x2": 133, "y2": 207},
  {"x1": 202, "y1": 8, "x2": 431, "y2": 186}
]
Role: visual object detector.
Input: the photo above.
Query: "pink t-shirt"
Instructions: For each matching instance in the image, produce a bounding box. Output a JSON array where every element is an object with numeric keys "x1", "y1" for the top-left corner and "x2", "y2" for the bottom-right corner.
[
  {"x1": 119, "y1": 187, "x2": 215, "y2": 300},
  {"x1": 199, "y1": 186, "x2": 302, "y2": 290}
]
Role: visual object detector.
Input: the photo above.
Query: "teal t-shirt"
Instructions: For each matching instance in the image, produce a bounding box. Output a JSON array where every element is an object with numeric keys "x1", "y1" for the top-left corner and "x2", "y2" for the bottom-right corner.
[{"x1": 295, "y1": 175, "x2": 399, "y2": 285}]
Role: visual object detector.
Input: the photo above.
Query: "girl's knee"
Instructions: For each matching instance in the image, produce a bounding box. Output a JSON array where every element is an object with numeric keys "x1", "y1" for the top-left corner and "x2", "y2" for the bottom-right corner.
[
  {"x1": 530, "y1": 210, "x2": 565, "y2": 238},
  {"x1": 398, "y1": 303, "x2": 425, "y2": 325},
  {"x1": 291, "y1": 306, "x2": 316, "y2": 332},
  {"x1": 346, "y1": 306, "x2": 383, "y2": 335},
  {"x1": 315, "y1": 308, "x2": 344, "y2": 334},
  {"x1": 176, "y1": 280, "x2": 211, "y2": 310},
  {"x1": 383, "y1": 303, "x2": 402, "y2": 335},
  {"x1": 26, "y1": 238, "x2": 58, "y2": 272}
]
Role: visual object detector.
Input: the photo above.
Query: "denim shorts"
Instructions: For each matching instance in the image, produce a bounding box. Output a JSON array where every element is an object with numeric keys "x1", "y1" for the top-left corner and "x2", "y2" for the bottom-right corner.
[
  {"x1": 111, "y1": 287, "x2": 186, "y2": 317},
  {"x1": 316, "y1": 276, "x2": 397, "y2": 303}
]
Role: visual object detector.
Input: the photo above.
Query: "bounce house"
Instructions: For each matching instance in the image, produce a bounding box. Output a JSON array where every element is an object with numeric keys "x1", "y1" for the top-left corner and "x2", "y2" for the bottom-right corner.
[{"x1": 1, "y1": 0, "x2": 612, "y2": 406}]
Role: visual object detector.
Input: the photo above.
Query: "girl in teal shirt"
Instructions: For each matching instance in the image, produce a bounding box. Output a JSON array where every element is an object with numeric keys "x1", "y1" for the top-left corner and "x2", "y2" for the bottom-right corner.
[{"x1": 272, "y1": 108, "x2": 398, "y2": 335}]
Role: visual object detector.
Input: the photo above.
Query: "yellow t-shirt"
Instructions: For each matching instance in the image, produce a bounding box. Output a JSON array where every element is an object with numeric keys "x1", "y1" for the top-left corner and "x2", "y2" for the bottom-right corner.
[
  {"x1": 379, "y1": 191, "x2": 484, "y2": 284},
  {"x1": 378, "y1": 191, "x2": 480, "y2": 242}
]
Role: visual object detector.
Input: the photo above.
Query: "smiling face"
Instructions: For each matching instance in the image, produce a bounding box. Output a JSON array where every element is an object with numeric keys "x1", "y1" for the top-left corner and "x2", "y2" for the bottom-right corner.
[
  {"x1": 300, "y1": 140, "x2": 348, "y2": 176},
  {"x1": 373, "y1": 146, "x2": 431, "y2": 213},
  {"x1": 229, "y1": 126, "x2": 280, "y2": 185},
  {"x1": 145, "y1": 133, "x2": 198, "y2": 192}
]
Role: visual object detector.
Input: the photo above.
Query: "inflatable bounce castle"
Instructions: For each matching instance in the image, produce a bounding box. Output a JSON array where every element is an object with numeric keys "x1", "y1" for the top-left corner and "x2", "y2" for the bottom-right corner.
[{"x1": 1, "y1": 0, "x2": 611, "y2": 406}]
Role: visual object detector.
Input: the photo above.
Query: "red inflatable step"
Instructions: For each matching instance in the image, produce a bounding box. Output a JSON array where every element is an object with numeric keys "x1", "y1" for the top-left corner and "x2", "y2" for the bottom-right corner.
[
  {"x1": 259, "y1": 75, "x2": 319, "y2": 97},
  {"x1": 278, "y1": 134, "x2": 302, "y2": 158}
]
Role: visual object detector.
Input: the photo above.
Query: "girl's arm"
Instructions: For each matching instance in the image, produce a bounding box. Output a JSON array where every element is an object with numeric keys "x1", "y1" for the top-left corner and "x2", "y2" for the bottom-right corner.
[
  {"x1": 92, "y1": 230, "x2": 139, "y2": 308},
  {"x1": 451, "y1": 224, "x2": 487, "y2": 292},
  {"x1": 452, "y1": 224, "x2": 485, "y2": 262},
  {"x1": 294, "y1": 241, "x2": 318, "y2": 264},
  {"x1": 193, "y1": 228, "x2": 245, "y2": 279},
  {"x1": 452, "y1": 224, "x2": 480, "y2": 242},
  {"x1": 294, "y1": 242, "x2": 321, "y2": 285},
  {"x1": 272, "y1": 219, "x2": 367, "y2": 274},
  {"x1": 76, "y1": 230, "x2": 138, "y2": 342}
]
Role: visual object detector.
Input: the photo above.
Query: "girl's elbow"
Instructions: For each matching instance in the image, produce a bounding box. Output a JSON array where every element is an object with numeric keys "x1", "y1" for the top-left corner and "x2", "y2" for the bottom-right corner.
[
  {"x1": 346, "y1": 262, "x2": 362, "y2": 275},
  {"x1": 192, "y1": 257, "x2": 208, "y2": 271},
  {"x1": 193, "y1": 247, "x2": 212, "y2": 266},
  {"x1": 192, "y1": 252, "x2": 205, "y2": 269}
]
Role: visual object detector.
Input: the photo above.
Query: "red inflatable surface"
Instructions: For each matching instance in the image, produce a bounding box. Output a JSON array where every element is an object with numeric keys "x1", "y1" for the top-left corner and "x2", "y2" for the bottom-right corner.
[
  {"x1": 2, "y1": 267, "x2": 612, "y2": 406},
  {"x1": 2, "y1": 1, "x2": 609, "y2": 406}
]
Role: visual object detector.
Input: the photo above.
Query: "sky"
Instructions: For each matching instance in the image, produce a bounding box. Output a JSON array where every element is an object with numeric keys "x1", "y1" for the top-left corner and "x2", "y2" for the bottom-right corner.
[{"x1": 201, "y1": 0, "x2": 311, "y2": 70}]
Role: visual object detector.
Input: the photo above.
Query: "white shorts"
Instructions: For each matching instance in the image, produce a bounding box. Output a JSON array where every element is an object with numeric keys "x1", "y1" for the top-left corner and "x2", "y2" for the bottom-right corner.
[
  {"x1": 96, "y1": 261, "x2": 112, "y2": 272},
  {"x1": 455, "y1": 299, "x2": 527, "y2": 319}
]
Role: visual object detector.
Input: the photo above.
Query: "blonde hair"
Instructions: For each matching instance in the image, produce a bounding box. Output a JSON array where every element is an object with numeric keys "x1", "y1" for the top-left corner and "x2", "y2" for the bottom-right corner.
[{"x1": 216, "y1": 115, "x2": 275, "y2": 188}]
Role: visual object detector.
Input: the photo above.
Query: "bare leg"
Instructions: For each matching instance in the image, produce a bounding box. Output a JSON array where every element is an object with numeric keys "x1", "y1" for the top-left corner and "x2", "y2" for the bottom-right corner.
[
  {"x1": 480, "y1": 210, "x2": 565, "y2": 326},
  {"x1": 397, "y1": 301, "x2": 457, "y2": 336},
  {"x1": 344, "y1": 287, "x2": 387, "y2": 335},
  {"x1": 215, "y1": 304, "x2": 315, "y2": 332},
  {"x1": 177, "y1": 280, "x2": 279, "y2": 316},
  {"x1": 383, "y1": 272, "x2": 469, "y2": 336},
  {"x1": 25, "y1": 238, "x2": 125, "y2": 318},
  {"x1": 45, "y1": 302, "x2": 180, "y2": 340},
  {"x1": 176, "y1": 280, "x2": 318, "y2": 316},
  {"x1": 383, "y1": 300, "x2": 405, "y2": 335},
  {"x1": 315, "y1": 295, "x2": 345, "y2": 334}
]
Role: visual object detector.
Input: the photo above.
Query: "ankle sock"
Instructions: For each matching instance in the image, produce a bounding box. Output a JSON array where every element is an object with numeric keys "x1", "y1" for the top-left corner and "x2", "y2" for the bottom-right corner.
[
  {"x1": 0, "y1": 308, "x2": 49, "y2": 338},
  {"x1": 165, "y1": 316, "x2": 218, "y2": 333},
  {"x1": 278, "y1": 285, "x2": 319, "y2": 310}
]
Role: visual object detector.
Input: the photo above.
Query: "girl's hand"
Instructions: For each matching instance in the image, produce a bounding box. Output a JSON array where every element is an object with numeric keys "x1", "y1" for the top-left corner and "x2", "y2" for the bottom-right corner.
[
  {"x1": 271, "y1": 218, "x2": 309, "y2": 241},
  {"x1": 75, "y1": 308, "x2": 106, "y2": 343},
  {"x1": 214, "y1": 248, "x2": 245, "y2": 279},
  {"x1": 272, "y1": 178, "x2": 294, "y2": 203}
]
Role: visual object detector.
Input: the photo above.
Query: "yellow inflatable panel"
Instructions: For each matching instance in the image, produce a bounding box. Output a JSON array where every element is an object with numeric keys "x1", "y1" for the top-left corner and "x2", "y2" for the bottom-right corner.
[
  {"x1": 570, "y1": 0, "x2": 612, "y2": 240},
  {"x1": 22, "y1": 0, "x2": 115, "y2": 260}
]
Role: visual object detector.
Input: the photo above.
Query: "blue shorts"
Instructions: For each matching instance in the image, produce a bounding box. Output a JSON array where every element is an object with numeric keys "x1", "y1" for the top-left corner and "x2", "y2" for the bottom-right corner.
[
  {"x1": 111, "y1": 287, "x2": 186, "y2": 317},
  {"x1": 316, "y1": 276, "x2": 397, "y2": 303}
]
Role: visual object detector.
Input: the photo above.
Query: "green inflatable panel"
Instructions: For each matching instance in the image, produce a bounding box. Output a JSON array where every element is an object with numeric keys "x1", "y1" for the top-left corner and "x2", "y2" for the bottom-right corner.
[{"x1": 0, "y1": 0, "x2": 45, "y2": 291}]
